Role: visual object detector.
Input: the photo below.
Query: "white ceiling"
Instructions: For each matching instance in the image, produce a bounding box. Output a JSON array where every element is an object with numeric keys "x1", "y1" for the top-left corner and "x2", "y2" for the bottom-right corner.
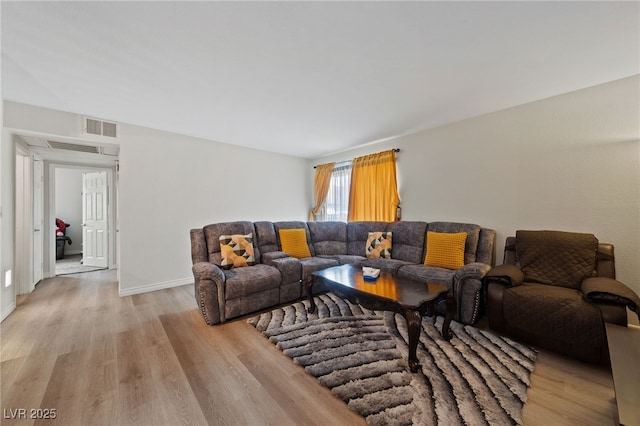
[{"x1": 2, "y1": 1, "x2": 639, "y2": 159}]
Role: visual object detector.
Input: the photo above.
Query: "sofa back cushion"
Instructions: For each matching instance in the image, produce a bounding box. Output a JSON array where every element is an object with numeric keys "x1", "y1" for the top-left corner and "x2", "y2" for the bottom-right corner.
[
  {"x1": 274, "y1": 221, "x2": 315, "y2": 257},
  {"x1": 278, "y1": 228, "x2": 312, "y2": 258},
  {"x1": 307, "y1": 221, "x2": 347, "y2": 256},
  {"x1": 254, "y1": 221, "x2": 279, "y2": 254},
  {"x1": 477, "y1": 228, "x2": 497, "y2": 266},
  {"x1": 203, "y1": 221, "x2": 260, "y2": 265},
  {"x1": 424, "y1": 231, "x2": 466, "y2": 269},
  {"x1": 425, "y1": 222, "x2": 481, "y2": 265},
  {"x1": 515, "y1": 230, "x2": 597, "y2": 289},
  {"x1": 365, "y1": 232, "x2": 393, "y2": 259},
  {"x1": 385, "y1": 221, "x2": 428, "y2": 263},
  {"x1": 219, "y1": 233, "x2": 255, "y2": 269},
  {"x1": 346, "y1": 221, "x2": 390, "y2": 256}
]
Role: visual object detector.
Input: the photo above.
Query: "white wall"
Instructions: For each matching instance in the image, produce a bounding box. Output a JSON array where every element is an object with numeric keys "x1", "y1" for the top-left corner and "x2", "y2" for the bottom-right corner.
[
  {"x1": 54, "y1": 168, "x2": 83, "y2": 255},
  {"x1": 116, "y1": 123, "x2": 310, "y2": 295},
  {"x1": 2, "y1": 101, "x2": 310, "y2": 297},
  {"x1": 1, "y1": 128, "x2": 16, "y2": 320},
  {"x1": 311, "y1": 76, "x2": 640, "y2": 295}
]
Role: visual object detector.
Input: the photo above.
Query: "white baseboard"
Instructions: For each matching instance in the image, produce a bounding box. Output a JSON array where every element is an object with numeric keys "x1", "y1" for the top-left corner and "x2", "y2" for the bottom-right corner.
[
  {"x1": 65, "y1": 249, "x2": 82, "y2": 256},
  {"x1": 1, "y1": 301, "x2": 17, "y2": 322},
  {"x1": 118, "y1": 277, "x2": 192, "y2": 297}
]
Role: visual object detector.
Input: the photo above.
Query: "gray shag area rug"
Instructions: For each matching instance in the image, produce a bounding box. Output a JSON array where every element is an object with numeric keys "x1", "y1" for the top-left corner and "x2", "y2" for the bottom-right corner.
[{"x1": 248, "y1": 293, "x2": 537, "y2": 426}]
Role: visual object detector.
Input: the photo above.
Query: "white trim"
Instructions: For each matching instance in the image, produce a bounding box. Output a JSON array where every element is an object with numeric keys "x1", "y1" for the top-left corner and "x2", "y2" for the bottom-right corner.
[
  {"x1": 118, "y1": 277, "x2": 192, "y2": 297},
  {"x1": 1, "y1": 302, "x2": 16, "y2": 322}
]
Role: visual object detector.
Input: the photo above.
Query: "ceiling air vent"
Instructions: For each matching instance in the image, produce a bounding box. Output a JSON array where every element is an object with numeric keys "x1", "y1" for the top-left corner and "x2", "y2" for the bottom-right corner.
[{"x1": 83, "y1": 116, "x2": 118, "y2": 138}]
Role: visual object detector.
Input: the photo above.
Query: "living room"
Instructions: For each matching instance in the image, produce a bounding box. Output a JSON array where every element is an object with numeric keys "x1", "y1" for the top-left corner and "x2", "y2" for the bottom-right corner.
[{"x1": 1, "y1": 2, "x2": 639, "y2": 425}]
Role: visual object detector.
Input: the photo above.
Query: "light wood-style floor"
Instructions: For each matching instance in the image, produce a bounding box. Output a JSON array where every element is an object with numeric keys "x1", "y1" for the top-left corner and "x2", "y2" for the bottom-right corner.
[{"x1": 1, "y1": 271, "x2": 620, "y2": 426}]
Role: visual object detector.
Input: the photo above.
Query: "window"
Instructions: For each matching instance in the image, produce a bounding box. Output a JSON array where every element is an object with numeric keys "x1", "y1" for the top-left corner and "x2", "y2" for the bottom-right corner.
[{"x1": 322, "y1": 162, "x2": 351, "y2": 222}]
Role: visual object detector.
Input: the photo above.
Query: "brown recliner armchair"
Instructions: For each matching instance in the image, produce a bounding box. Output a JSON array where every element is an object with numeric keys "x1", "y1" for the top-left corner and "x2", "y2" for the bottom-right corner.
[{"x1": 485, "y1": 230, "x2": 640, "y2": 363}]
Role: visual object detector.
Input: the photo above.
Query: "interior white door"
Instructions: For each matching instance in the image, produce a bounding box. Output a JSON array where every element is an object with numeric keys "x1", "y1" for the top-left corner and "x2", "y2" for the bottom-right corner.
[
  {"x1": 32, "y1": 160, "x2": 43, "y2": 285},
  {"x1": 82, "y1": 171, "x2": 108, "y2": 268}
]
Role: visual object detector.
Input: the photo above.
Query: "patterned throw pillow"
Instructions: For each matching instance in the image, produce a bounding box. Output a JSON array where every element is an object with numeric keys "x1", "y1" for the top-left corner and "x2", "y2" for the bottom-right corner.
[
  {"x1": 366, "y1": 232, "x2": 392, "y2": 259},
  {"x1": 279, "y1": 228, "x2": 312, "y2": 258},
  {"x1": 219, "y1": 233, "x2": 255, "y2": 269},
  {"x1": 424, "y1": 231, "x2": 467, "y2": 269}
]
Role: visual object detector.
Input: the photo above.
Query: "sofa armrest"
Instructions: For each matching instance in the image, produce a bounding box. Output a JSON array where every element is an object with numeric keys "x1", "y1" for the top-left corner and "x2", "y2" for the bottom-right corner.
[
  {"x1": 484, "y1": 264, "x2": 524, "y2": 287},
  {"x1": 262, "y1": 251, "x2": 291, "y2": 265},
  {"x1": 192, "y1": 262, "x2": 225, "y2": 283},
  {"x1": 582, "y1": 277, "x2": 640, "y2": 316},
  {"x1": 454, "y1": 262, "x2": 493, "y2": 282},
  {"x1": 192, "y1": 262, "x2": 226, "y2": 325},
  {"x1": 452, "y1": 262, "x2": 493, "y2": 324}
]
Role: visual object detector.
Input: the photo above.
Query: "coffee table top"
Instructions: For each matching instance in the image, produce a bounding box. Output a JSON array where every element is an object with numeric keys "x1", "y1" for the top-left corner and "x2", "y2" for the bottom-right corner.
[{"x1": 312, "y1": 264, "x2": 448, "y2": 308}]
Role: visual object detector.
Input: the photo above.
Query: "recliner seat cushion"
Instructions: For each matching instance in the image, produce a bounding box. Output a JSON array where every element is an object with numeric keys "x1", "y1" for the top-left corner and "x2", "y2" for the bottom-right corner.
[
  {"x1": 515, "y1": 230, "x2": 597, "y2": 289},
  {"x1": 300, "y1": 257, "x2": 340, "y2": 280},
  {"x1": 359, "y1": 258, "x2": 413, "y2": 275},
  {"x1": 397, "y1": 264, "x2": 456, "y2": 288},
  {"x1": 503, "y1": 283, "x2": 605, "y2": 359},
  {"x1": 224, "y1": 264, "x2": 281, "y2": 299}
]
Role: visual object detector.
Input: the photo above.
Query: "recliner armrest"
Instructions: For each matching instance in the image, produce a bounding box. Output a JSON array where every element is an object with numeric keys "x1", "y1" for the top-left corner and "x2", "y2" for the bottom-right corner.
[
  {"x1": 192, "y1": 262, "x2": 225, "y2": 283},
  {"x1": 484, "y1": 264, "x2": 524, "y2": 287},
  {"x1": 192, "y1": 262, "x2": 226, "y2": 325},
  {"x1": 454, "y1": 262, "x2": 492, "y2": 281},
  {"x1": 582, "y1": 277, "x2": 640, "y2": 316}
]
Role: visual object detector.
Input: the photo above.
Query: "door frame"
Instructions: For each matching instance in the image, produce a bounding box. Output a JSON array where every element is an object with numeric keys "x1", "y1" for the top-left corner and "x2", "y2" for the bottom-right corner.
[
  {"x1": 46, "y1": 163, "x2": 117, "y2": 278},
  {"x1": 14, "y1": 143, "x2": 35, "y2": 295}
]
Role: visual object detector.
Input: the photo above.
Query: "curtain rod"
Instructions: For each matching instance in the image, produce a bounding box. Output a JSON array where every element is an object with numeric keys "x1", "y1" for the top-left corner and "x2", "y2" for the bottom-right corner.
[{"x1": 313, "y1": 148, "x2": 400, "y2": 169}]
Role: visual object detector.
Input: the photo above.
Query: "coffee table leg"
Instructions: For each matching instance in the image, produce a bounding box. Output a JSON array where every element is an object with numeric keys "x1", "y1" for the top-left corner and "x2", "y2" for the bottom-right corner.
[
  {"x1": 405, "y1": 309, "x2": 421, "y2": 373},
  {"x1": 442, "y1": 294, "x2": 456, "y2": 341},
  {"x1": 305, "y1": 275, "x2": 316, "y2": 313}
]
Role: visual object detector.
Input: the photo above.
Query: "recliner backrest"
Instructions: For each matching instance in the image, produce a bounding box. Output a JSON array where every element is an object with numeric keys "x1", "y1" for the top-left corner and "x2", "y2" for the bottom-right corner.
[
  {"x1": 426, "y1": 222, "x2": 482, "y2": 265},
  {"x1": 514, "y1": 230, "x2": 597, "y2": 289},
  {"x1": 202, "y1": 221, "x2": 260, "y2": 266},
  {"x1": 503, "y1": 233, "x2": 616, "y2": 282},
  {"x1": 254, "y1": 221, "x2": 279, "y2": 255},
  {"x1": 385, "y1": 221, "x2": 428, "y2": 263},
  {"x1": 346, "y1": 221, "x2": 390, "y2": 256},
  {"x1": 273, "y1": 221, "x2": 315, "y2": 256},
  {"x1": 307, "y1": 221, "x2": 347, "y2": 256}
]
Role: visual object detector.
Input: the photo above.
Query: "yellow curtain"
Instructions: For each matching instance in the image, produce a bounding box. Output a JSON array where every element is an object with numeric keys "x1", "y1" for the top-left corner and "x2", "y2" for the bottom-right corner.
[
  {"x1": 348, "y1": 150, "x2": 400, "y2": 222},
  {"x1": 308, "y1": 162, "x2": 336, "y2": 221}
]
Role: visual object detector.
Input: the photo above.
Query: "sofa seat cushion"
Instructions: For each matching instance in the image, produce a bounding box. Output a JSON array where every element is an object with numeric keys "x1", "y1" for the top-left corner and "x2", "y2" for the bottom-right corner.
[
  {"x1": 397, "y1": 264, "x2": 456, "y2": 287},
  {"x1": 319, "y1": 254, "x2": 367, "y2": 265},
  {"x1": 300, "y1": 257, "x2": 340, "y2": 280},
  {"x1": 224, "y1": 264, "x2": 281, "y2": 299},
  {"x1": 358, "y1": 258, "x2": 413, "y2": 275},
  {"x1": 503, "y1": 283, "x2": 605, "y2": 352}
]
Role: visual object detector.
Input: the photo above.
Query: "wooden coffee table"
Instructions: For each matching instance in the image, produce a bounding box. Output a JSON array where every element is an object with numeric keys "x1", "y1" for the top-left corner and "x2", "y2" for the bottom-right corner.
[{"x1": 306, "y1": 264, "x2": 456, "y2": 373}]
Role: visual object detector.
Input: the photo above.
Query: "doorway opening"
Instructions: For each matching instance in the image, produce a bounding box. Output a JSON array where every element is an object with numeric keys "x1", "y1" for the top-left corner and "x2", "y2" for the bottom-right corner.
[{"x1": 50, "y1": 165, "x2": 115, "y2": 277}]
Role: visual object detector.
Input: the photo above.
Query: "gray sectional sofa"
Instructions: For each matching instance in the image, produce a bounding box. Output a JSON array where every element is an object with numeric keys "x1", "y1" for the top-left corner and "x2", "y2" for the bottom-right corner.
[{"x1": 190, "y1": 220, "x2": 496, "y2": 326}]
